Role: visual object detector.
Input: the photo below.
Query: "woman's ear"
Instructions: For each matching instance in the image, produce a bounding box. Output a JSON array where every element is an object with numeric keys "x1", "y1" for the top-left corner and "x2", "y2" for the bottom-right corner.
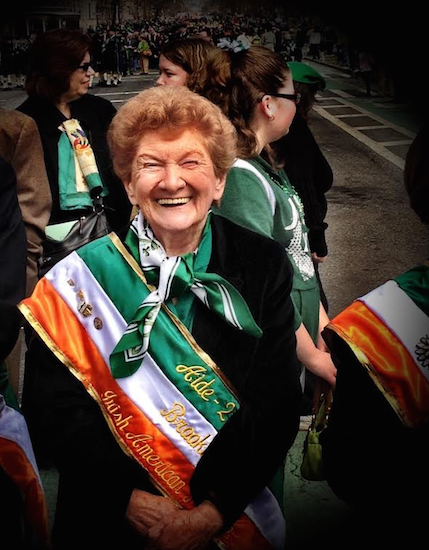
[
  {"x1": 258, "y1": 94, "x2": 276, "y2": 121},
  {"x1": 213, "y1": 174, "x2": 227, "y2": 202},
  {"x1": 123, "y1": 179, "x2": 138, "y2": 206}
]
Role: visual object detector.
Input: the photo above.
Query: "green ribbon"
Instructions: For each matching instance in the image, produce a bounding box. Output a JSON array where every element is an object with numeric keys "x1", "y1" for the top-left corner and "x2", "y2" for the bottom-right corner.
[{"x1": 58, "y1": 119, "x2": 107, "y2": 210}]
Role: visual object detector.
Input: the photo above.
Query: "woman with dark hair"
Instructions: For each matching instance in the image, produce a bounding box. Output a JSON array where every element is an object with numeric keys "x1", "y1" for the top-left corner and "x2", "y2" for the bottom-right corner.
[
  {"x1": 157, "y1": 37, "x2": 217, "y2": 93},
  {"x1": 16, "y1": 28, "x2": 131, "y2": 233},
  {"x1": 271, "y1": 61, "x2": 333, "y2": 415},
  {"x1": 17, "y1": 28, "x2": 132, "y2": 469},
  {"x1": 202, "y1": 46, "x2": 336, "y2": 406}
]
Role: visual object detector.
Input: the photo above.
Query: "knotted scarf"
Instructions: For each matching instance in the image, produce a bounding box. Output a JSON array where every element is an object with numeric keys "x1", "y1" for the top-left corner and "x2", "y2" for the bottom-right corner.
[
  {"x1": 109, "y1": 212, "x2": 262, "y2": 378},
  {"x1": 58, "y1": 118, "x2": 108, "y2": 210}
]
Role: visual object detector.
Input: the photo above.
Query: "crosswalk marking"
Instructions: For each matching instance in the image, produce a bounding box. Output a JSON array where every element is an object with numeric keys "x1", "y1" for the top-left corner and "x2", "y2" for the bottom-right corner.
[{"x1": 314, "y1": 90, "x2": 416, "y2": 169}]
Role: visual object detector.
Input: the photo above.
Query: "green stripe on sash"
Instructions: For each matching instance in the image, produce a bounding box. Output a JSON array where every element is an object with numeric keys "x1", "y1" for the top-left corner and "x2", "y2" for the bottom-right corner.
[
  {"x1": 395, "y1": 264, "x2": 429, "y2": 317},
  {"x1": 77, "y1": 236, "x2": 239, "y2": 431}
]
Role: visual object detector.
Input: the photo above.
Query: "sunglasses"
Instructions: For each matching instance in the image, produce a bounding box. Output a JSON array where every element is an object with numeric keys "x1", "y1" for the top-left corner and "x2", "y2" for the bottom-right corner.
[
  {"x1": 258, "y1": 92, "x2": 301, "y2": 104},
  {"x1": 77, "y1": 62, "x2": 92, "y2": 72}
]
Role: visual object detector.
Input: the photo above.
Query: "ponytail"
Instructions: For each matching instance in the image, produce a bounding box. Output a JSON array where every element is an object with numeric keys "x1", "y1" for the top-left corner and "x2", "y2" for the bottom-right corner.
[{"x1": 203, "y1": 46, "x2": 290, "y2": 160}]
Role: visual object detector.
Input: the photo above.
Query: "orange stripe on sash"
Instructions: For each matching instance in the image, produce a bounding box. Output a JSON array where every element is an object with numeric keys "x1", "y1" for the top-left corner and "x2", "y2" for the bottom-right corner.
[
  {"x1": 20, "y1": 278, "x2": 273, "y2": 550},
  {"x1": 330, "y1": 300, "x2": 429, "y2": 426},
  {"x1": 0, "y1": 437, "x2": 50, "y2": 547}
]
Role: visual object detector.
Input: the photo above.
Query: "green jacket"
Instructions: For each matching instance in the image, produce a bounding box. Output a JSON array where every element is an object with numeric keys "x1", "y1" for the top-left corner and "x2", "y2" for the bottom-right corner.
[{"x1": 214, "y1": 156, "x2": 320, "y2": 335}]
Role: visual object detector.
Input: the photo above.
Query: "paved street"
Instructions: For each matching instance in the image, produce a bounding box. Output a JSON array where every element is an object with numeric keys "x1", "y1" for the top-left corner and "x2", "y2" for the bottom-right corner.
[{"x1": 2, "y1": 61, "x2": 428, "y2": 548}]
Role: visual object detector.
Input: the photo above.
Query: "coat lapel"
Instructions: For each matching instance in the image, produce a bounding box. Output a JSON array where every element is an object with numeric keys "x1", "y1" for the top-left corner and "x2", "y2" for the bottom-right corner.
[{"x1": 192, "y1": 214, "x2": 245, "y2": 358}]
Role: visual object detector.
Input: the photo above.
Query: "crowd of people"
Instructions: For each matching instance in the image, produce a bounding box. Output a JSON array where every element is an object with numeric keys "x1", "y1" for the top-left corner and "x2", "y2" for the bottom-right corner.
[
  {"x1": 0, "y1": 10, "x2": 386, "y2": 92},
  {"x1": 0, "y1": 19, "x2": 428, "y2": 550}
]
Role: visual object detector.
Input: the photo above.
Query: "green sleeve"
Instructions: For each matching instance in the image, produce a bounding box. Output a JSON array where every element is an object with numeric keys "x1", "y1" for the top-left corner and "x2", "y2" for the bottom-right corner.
[
  {"x1": 214, "y1": 167, "x2": 274, "y2": 239},
  {"x1": 290, "y1": 292, "x2": 303, "y2": 331}
]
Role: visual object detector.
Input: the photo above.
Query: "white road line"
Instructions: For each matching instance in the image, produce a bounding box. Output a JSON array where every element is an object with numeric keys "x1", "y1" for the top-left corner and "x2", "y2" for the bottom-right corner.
[
  {"x1": 323, "y1": 95, "x2": 416, "y2": 138},
  {"x1": 313, "y1": 105, "x2": 406, "y2": 170},
  {"x1": 336, "y1": 113, "x2": 370, "y2": 118},
  {"x1": 353, "y1": 125, "x2": 387, "y2": 130},
  {"x1": 380, "y1": 140, "x2": 413, "y2": 146},
  {"x1": 330, "y1": 89, "x2": 355, "y2": 98},
  {"x1": 323, "y1": 104, "x2": 356, "y2": 109}
]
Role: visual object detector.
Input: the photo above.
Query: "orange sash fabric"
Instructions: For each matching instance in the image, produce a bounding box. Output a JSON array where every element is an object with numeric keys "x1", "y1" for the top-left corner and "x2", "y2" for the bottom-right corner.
[
  {"x1": 328, "y1": 300, "x2": 429, "y2": 427},
  {"x1": 0, "y1": 436, "x2": 50, "y2": 547},
  {"x1": 20, "y1": 277, "x2": 273, "y2": 550}
]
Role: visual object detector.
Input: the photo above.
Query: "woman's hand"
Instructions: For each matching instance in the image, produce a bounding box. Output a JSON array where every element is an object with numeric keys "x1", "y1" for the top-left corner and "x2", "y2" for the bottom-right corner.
[
  {"x1": 146, "y1": 500, "x2": 223, "y2": 550},
  {"x1": 126, "y1": 490, "x2": 178, "y2": 537},
  {"x1": 311, "y1": 252, "x2": 327, "y2": 264},
  {"x1": 306, "y1": 347, "x2": 337, "y2": 388},
  {"x1": 296, "y1": 323, "x2": 337, "y2": 388}
]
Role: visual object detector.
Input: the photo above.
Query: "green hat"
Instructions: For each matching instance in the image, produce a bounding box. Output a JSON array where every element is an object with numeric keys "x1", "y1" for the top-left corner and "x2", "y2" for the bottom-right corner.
[{"x1": 287, "y1": 61, "x2": 326, "y2": 90}]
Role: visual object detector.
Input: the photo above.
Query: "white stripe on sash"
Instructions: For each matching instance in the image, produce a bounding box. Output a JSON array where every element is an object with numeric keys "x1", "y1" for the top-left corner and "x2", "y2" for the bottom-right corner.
[
  {"x1": 0, "y1": 397, "x2": 42, "y2": 486},
  {"x1": 360, "y1": 280, "x2": 429, "y2": 382},
  {"x1": 47, "y1": 253, "x2": 285, "y2": 549}
]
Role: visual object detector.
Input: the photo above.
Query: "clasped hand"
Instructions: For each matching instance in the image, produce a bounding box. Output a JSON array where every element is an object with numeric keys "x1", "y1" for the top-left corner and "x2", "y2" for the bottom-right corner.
[{"x1": 126, "y1": 490, "x2": 223, "y2": 550}]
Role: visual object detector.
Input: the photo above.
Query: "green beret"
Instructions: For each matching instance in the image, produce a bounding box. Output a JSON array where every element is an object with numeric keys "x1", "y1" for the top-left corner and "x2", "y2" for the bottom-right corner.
[{"x1": 287, "y1": 61, "x2": 326, "y2": 90}]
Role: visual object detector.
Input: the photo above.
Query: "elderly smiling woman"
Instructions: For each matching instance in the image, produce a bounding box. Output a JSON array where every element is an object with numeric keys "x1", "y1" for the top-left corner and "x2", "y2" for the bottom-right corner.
[{"x1": 19, "y1": 86, "x2": 302, "y2": 550}]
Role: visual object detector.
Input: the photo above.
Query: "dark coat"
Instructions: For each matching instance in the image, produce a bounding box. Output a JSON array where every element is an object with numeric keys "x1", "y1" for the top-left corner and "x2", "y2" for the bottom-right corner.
[
  {"x1": 274, "y1": 113, "x2": 333, "y2": 257},
  {"x1": 0, "y1": 108, "x2": 51, "y2": 295},
  {"x1": 22, "y1": 214, "x2": 301, "y2": 549},
  {"x1": 16, "y1": 94, "x2": 132, "y2": 233},
  {"x1": 0, "y1": 157, "x2": 26, "y2": 360}
]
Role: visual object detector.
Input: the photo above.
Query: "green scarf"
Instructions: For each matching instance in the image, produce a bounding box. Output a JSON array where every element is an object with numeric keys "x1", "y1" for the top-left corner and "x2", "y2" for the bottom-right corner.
[
  {"x1": 58, "y1": 118, "x2": 108, "y2": 210},
  {"x1": 109, "y1": 212, "x2": 262, "y2": 378}
]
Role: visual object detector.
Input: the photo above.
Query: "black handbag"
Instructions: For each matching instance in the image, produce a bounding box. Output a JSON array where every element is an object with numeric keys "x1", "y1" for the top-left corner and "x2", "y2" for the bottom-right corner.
[{"x1": 38, "y1": 195, "x2": 110, "y2": 278}]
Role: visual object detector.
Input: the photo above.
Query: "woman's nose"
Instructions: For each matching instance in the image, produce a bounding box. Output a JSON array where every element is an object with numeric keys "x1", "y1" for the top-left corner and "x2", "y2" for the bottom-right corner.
[
  {"x1": 156, "y1": 74, "x2": 165, "y2": 86},
  {"x1": 159, "y1": 164, "x2": 185, "y2": 191}
]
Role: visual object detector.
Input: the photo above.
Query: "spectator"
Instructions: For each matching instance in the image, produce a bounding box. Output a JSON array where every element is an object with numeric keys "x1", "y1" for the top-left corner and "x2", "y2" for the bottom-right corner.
[
  {"x1": 320, "y1": 123, "x2": 429, "y2": 547},
  {"x1": 16, "y1": 28, "x2": 131, "y2": 235},
  {"x1": 203, "y1": 46, "x2": 337, "y2": 417},
  {"x1": 0, "y1": 108, "x2": 52, "y2": 398},
  {"x1": 0, "y1": 156, "x2": 50, "y2": 550},
  {"x1": 271, "y1": 61, "x2": 333, "y2": 417}
]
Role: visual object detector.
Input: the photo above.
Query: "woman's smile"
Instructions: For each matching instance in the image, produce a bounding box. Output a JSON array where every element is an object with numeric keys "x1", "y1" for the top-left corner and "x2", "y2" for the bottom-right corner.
[{"x1": 156, "y1": 197, "x2": 191, "y2": 206}]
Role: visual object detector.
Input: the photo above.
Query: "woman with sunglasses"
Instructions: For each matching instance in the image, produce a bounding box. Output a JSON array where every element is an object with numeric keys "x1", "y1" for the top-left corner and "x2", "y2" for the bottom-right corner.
[
  {"x1": 204, "y1": 46, "x2": 337, "y2": 400},
  {"x1": 16, "y1": 28, "x2": 132, "y2": 467},
  {"x1": 16, "y1": 28, "x2": 132, "y2": 235}
]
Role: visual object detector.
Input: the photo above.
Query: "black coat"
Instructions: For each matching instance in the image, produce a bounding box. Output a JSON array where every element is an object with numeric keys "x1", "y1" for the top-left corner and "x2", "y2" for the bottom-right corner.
[
  {"x1": 22, "y1": 214, "x2": 301, "y2": 548},
  {"x1": 17, "y1": 94, "x2": 132, "y2": 233},
  {"x1": 0, "y1": 157, "x2": 26, "y2": 361},
  {"x1": 274, "y1": 113, "x2": 333, "y2": 257}
]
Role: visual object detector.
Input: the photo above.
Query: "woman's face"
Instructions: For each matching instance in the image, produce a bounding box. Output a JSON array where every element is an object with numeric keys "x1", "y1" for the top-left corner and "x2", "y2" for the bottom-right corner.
[
  {"x1": 124, "y1": 128, "x2": 226, "y2": 254},
  {"x1": 156, "y1": 54, "x2": 188, "y2": 87},
  {"x1": 64, "y1": 52, "x2": 95, "y2": 102}
]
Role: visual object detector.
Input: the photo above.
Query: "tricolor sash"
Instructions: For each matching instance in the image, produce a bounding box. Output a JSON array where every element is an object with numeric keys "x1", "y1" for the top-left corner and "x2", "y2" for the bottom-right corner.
[
  {"x1": 0, "y1": 390, "x2": 50, "y2": 548},
  {"x1": 325, "y1": 263, "x2": 429, "y2": 427},
  {"x1": 19, "y1": 233, "x2": 285, "y2": 550}
]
